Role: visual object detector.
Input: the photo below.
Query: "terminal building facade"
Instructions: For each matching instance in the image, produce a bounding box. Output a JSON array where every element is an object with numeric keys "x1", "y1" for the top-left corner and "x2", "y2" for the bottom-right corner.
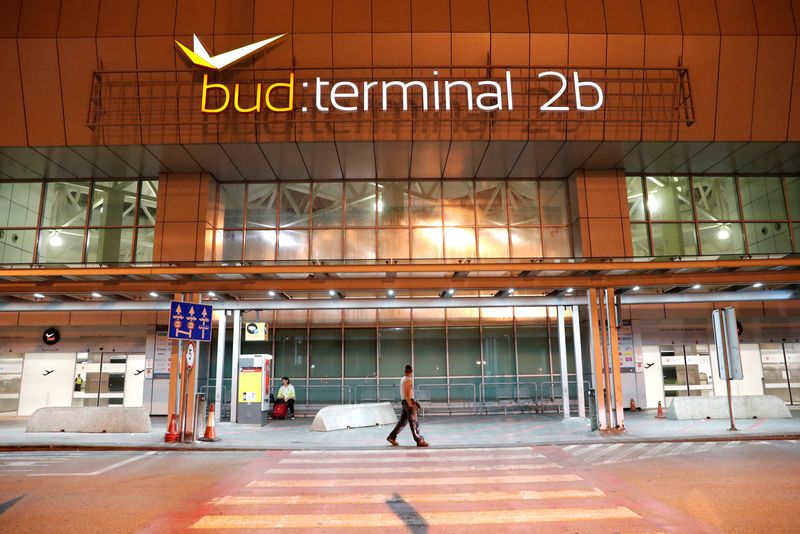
[{"x1": 0, "y1": 0, "x2": 799, "y2": 427}]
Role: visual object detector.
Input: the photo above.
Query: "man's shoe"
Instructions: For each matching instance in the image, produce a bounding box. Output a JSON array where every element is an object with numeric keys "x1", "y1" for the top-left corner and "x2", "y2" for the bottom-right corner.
[
  {"x1": 386, "y1": 437, "x2": 399, "y2": 446},
  {"x1": 416, "y1": 440, "x2": 429, "y2": 447},
  {"x1": 290, "y1": 415, "x2": 295, "y2": 419}
]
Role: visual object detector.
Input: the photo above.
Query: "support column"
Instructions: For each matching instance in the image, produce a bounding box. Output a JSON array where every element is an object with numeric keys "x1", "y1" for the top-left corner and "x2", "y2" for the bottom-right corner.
[
  {"x1": 587, "y1": 288, "x2": 608, "y2": 430},
  {"x1": 572, "y1": 305, "x2": 585, "y2": 418},
  {"x1": 557, "y1": 306, "x2": 570, "y2": 417},
  {"x1": 214, "y1": 311, "x2": 227, "y2": 423},
  {"x1": 230, "y1": 310, "x2": 241, "y2": 423},
  {"x1": 606, "y1": 288, "x2": 625, "y2": 430}
]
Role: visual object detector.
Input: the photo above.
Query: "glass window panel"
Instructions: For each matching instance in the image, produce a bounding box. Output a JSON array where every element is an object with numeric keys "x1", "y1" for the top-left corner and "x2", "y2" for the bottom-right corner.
[
  {"x1": 475, "y1": 181, "x2": 507, "y2": 225},
  {"x1": 86, "y1": 228, "x2": 133, "y2": 263},
  {"x1": 692, "y1": 176, "x2": 740, "y2": 220},
  {"x1": 245, "y1": 229, "x2": 276, "y2": 261},
  {"x1": 786, "y1": 177, "x2": 800, "y2": 219},
  {"x1": 279, "y1": 183, "x2": 311, "y2": 228},
  {"x1": 138, "y1": 180, "x2": 158, "y2": 226},
  {"x1": 378, "y1": 182, "x2": 409, "y2": 226},
  {"x1": 540, "y1": 181, "x2": 569, "y2": 224},
  {"x1": 246, "y1": 183, "x2": 278, "y2": 228},
  {"x1": 745, "y1": 222, "x2": 792, "y2": 254},
  {"x1": 344, "y1": 328, "x2": 377, "y2": 378},
  {"x1": 345, "y1": 182, "x2": 376, "y2": 226},
  {"x1": 410, "y1": 181, "x2": 442, "y2": 226},
  {"x1": 89, "y1": 181, "x2": 137, "y2": 227},
  {"x1": 516, "y1": 325, "x2": 549, "y2": 375},
  {"x1": 442, "y1": 181, "x2": 474, "y2": 226},
  {"x1": 508, "y1": 181, "x2": 540, "y2": 225},
  {"x1": 309, "y1": 328, "x2": 342, "y2": 378},
  {"x1": 311, "y1": 229, "x2": 342, "y2": 260},
  {"x1": 651, "y1": 223, "x2": 698, "y2": 257},
  {"x1": 738, "y1": 177, "x2": 787, "y2": 220},
  {"x1": 219, "y1": 230, "x2": 243, "y2": 261},
  {"x1": 312, "y1": 182, "x2": 343, "y2": 227},
  {"x1": 345, "y1": 229, "x2": 376, "y2": 260},
  {"x1": 448, "y1": 326, "x2": 482, "y2": 376},
  {"x1": 795, "y1": 223, "x2": 800, "y2": 252},
  {"x1": 42, "y1": 182, "x2": 89, "y2": 227},
  {"x1": 477, "y1": 227, "x2": 509, "y2": 258},
  {"x1": 645, "y1": 176, "x2": 693, "y2": 221},
  {"x1": 626, "y1": 176, "x2": 645, "y2": 221},
  {"x1": 0, "y1": 182, "x2": 41, "y2": 227},
  {"x1": 277, "y1": 230, "x2": 309, "y2": 261},
  {"x1": 378, "y1": 228, "x2": 409, "y2": 259},
  {"x1": 631, "y1": 223, "x2": 651, "y2": 256},
  {"x1": 379, "y1": 327, "x2": 411, "y2": 377},
  {"x1": 0, "y1": 228, "x2": 35, "y2": 264},
  {"x1": 444, "y1": 227, "x2": 476, "y2": 258},
  {"x1": 37, "y1": 229, "x2": 85, "y2": 263},
  {"x1": 274, "y1": 329, "x2": 308, "y2": 380},
  {"x1": 483, "y1": 326, "x2": 515, "y2": 376},
  {"x1": 411, "y1": 227, "x2": 443, "y2": 259},
  {"x1": 510, "y1": 227, "x2": 542, "y2": 257},
  {"x1": 698, "y1": 222, "x2": 745, "y2": 255},
  {"x1": 542, "y1": 226, "x2": 571, "y2": 257},
  {"x1": 413, "y1": 327, "x2": 446, "y2": 376},
  {"x1": 135, "y1": 227, "x2": 154, "y2": 263},
  {"x1": 218, "y1": 184, "x2": 245, "y2": 228}
]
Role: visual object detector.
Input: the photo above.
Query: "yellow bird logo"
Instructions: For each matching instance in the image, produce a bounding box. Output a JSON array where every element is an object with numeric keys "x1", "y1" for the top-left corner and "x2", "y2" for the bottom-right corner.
[{"x1": 175, "y1": 33, "x2": 286, "y2": 71}]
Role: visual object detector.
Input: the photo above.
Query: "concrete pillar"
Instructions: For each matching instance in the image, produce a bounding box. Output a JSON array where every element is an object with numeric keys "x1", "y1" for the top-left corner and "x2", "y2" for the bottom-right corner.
[
  {"x1": 557, "y1": 306, "x2": 570, "y2": 417},
  {"x1": 572, "y1": 305, "x2": 585, "y2": 418},
  {"x1": 230, "y1": 310, "x2": 241, "y2": 423},
  {"x1": 214, "y1": 311, "x2": 227, "y2": 422}
]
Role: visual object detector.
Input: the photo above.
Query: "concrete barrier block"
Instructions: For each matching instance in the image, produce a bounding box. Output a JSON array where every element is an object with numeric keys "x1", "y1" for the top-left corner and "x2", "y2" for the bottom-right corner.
[
  {"x1": 26, "y1": 407, "x2": 152, "y2": 433},
  {"x1": 310, "y1": 402, "x2": 398, "y2": 432},
  {"x1": 666, "y1": 395, "x2": 791, "y2": 420}
]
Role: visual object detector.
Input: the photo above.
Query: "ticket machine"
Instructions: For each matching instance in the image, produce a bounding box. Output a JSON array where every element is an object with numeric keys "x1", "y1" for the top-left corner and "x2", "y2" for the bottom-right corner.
[{"x1": 236, "y1": 354, "x2": 271, "y2": 425}]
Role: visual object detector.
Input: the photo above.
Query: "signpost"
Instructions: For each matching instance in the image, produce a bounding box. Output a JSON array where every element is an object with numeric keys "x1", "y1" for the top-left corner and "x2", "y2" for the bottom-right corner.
[{"x1": 712, "y1": 307, "x2": 743, "y2": 431}]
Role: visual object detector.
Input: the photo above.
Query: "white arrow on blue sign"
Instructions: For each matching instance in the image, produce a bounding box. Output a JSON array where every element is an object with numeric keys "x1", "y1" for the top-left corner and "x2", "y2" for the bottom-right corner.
[{"x1": 168, "y1": 300, "x2": 214, "y2": 342}]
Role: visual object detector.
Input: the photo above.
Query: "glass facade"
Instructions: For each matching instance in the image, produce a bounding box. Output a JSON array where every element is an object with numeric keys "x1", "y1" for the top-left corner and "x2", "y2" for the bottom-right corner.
[
  {"x1": 627, "y1": 176, "x2": 799, "y2": 257},
  {"x1": 215, "y1": 179, "x2": 573, "y2": 262},
  {"x1": 0, "y1": 180, "x2": 158, "y2": 265},
  {"x1": 261, "y1": 306, "x2": 585, "y2": 405}
]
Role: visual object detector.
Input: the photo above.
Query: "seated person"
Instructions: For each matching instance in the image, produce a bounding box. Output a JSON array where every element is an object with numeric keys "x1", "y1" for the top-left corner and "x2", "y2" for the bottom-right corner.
[{"x1": 275, "y1": 377, "x2": 296, "y2": 419}]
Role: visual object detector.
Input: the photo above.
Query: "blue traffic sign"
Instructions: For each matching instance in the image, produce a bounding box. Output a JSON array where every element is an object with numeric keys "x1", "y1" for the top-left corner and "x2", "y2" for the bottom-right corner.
[{"x1": 168, "y1": 300, "x2": 213, "y2": 342}]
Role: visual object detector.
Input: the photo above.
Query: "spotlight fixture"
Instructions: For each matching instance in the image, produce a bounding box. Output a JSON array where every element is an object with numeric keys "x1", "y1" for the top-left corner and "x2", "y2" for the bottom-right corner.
[
  {"x1": 387, "y1": 289, "x2": 395, "y2": 297},
  {"x1": 149, "y1": 292, "x2": 159, "y2": 298},
  {"x1": 507, "y1": 288, "x2": 515, "y2": 294},
  {"x1": 91, "y1": 292, "x2": 102, "y2": 298},
  {"x1": 268, "y1": 290, "x2": 276, "y2": 297},
  {"x1": 328, "y1": 289, "x2": 336, "y2": 296},
  {"x1": 448, "y1": 288, "x2": 455, "y2": 295},
  {"x1": 207, "y1": 291, "x2": 216, "y2": 297},
  {"x1": 566, "y1": 287, "x2": 574, "y2": 293},
  {"x1": 33, "y1": 293, "x2": 45, "y2": 299},
  {"x1": 692, "y1": 284, "x2": 701, "y2": 290},
  {"x1": 632, "y1": 286, "x2": 641, "y2": 291},
  {"x1": 753, "y1": 282, "x2": 763, "y2": 288}
]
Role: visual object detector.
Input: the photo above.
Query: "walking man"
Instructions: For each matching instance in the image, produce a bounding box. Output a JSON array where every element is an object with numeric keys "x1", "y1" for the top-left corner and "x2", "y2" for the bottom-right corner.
[{"x1": 387, "y1": 364, "x2": 429, "y2": 447}]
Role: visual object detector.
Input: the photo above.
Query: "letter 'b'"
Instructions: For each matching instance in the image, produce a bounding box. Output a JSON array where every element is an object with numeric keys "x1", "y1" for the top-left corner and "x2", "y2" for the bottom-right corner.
[{"x1": 201, "y1": 74, "x2": 230, "y2": 113}]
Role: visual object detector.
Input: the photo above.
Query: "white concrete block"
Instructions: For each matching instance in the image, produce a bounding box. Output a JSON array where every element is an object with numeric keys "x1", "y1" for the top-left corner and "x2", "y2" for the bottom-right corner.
[
  {"x1": 666, "y1": 395, "x2": 791, "y2": 420},
  {"x1": 310, "y1": 402, "x2": 398, "y2": 432},
  {"x1": 26, "y1": 407, "x2": 152, "y2": 433}
]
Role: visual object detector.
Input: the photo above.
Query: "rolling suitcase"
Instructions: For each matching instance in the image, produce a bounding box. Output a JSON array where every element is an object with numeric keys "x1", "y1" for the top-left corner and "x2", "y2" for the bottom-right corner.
[{"x1": 272, "y1": 402, "x2": 288, "y2": 420}]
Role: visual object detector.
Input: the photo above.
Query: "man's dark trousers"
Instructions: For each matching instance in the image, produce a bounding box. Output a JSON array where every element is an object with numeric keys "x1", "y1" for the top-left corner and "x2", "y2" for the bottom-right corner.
[{"x1": 388, "y1": 400, "x2": 424, "y2": 443}]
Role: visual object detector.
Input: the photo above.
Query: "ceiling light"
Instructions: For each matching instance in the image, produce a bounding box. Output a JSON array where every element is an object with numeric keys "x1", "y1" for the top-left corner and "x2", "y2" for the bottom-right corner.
[
  {"x1": 566, "y1": 287, "x2": 574, "y2": 293},
  {"x1": 647, "y1": 194, "x2": 659, "y2": 212},
  {"x1": 91, "y1": 292, "x2": 102, "y2": 298},
  {"x1": 753, "y1": 282, "x2": 763, "y2": 288},
  {"x1": 447, "y1": 288, "x2": 455, "y2": 295},
  {"x1": 632, "y1": 286, "x2": 640, "y2": 291},
  {"x1": 149, "y1": 292, "x2": 158, "y2": 298},
  {"x1": 33, "y1": 293, "x2": 45, "y2": 299},
  {"x1": 507, "y1": 288, "x2": 515, "y2": 294},
  {"x1": 692, "y1": 284, "x2": 701, "y2": 290},
  {"x1": 328, "y1": 290, "x2": 336, "y2": 296},
  {"x1": 717, "y1": 227, "x2": 731, "y2": 240},
  {"x1": 268, "y1": 290, "x2": 276, "y2": 297},
  {"x1": 48, "y1": 232, "x2": 63, "y2": 247},
  {"x1": 207, "y1": 291, "x2": 216, "y2": 297},
  {"x1": 387, "y1": 289, "x2": 395, "y2": 297}
]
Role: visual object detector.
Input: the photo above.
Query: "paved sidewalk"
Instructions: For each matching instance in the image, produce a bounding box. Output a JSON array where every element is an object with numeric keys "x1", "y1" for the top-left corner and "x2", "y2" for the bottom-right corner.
[{"x1": 1, "y1": 408, "x2": 799, "y2": 451}]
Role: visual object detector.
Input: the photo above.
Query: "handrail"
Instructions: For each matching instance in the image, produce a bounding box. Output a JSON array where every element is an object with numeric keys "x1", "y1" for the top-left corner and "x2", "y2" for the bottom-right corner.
[
  {"x1": 278, "y1": 384, "x2": 353, "y2": 405},
  {"x1": 479, "y1": 381, "x2": 540, "y2": 404}
]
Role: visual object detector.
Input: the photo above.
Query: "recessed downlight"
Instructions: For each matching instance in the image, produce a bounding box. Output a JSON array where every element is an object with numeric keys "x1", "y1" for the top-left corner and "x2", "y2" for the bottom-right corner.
[
  {"x1": 149, "y1": 292, "x2": 159, "y2": 298},
  {"x1": 33, "y1": 293, "x2": 45, "y2": 299},
  {"x1": 692, "y1": 284, "x2": 701, "y2": 290},
  {"x1": 566, "y1": 287, "x2": 574, "y2": 293},
  {"x1": 632, "y1": 286, "x2": 641, "y2": 291},
  {"x1": 329, "y1": 290, "x2": 336, "y2": 296},
  {"x1": 91, "y1": 292, "x2": 102, "y2": 298},
  {"x1": 447, "y1": 288, "x2": 455, "y2": 295},
  {"x1": 207, "y1": 291, "x2": 216, "y2": 297},
  {"x1": 753, "y1": 282, "x2": 763, "y2": 288},
  {"x1": 387, "y1": 289, "x2": 395, "y2": 297},
  {"x1": 268, "y1": 290, "x2": 276, "y2": 297}
]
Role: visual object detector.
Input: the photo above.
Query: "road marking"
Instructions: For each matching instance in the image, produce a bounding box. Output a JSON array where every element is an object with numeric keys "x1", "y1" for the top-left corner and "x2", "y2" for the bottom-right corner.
[
  {"x1": 28, "y1": 451, "x2": 156, "y2": 477},
  {"x1": 191, "y1": 507, "x2": 640, "y2": 529},
  {"x1": 723, "y1": 441, "x2": 741, "y2": 448},
  {"x1": 217, "y1": 488, "x2": 606, "y2": 506},
  {"x1": 267, "y1": 462, "x2": 562, "y2": 475},
  {"x1": 290, "y1": 446, "x2": 533, "y2": 456},
  {"x1": 581, "y1": 443, "x2": 624, "y2": 463},
  {"x1": 638, "y1": 442, "x2": 673, "y2": 459},
  {"x1": 600, "y1": 443, "x2": 648, "y2": 464},
  {"x1": 571, "y1": 444, "x2": 603, "y2": 456},
  {"x1": 279, "y1": 453, "x2": 542, "y2": 464},
  {"x1": 666, "y1": 442, "x2": 694, "y2": 455},
  {"x1": 248, "y1": 473, "x2": 582, "y2": 488},
  {"x1": 561, "y1": 444, "x2": 579, "y2": 451},
  {"x1": 695, "y1": 442, "x2": 718, "y2": 453}
]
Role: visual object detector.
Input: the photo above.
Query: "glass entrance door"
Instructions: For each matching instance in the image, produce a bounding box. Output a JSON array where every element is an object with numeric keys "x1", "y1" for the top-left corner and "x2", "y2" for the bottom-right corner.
[
  {"x1": 661, "y1": 344, "x2": 714, "y2": 404},
  {"x1": 73, "y1": 353, "x2": 127, "y2": 407},
  {"x1": 760, "y1": 342, "x2": 800, "y2": 405}
]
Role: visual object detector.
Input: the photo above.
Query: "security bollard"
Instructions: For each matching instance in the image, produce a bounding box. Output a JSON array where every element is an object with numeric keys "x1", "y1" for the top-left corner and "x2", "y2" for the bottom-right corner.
[
  {"x1": 192, "y1": 393, "x2": 207, "y2": 444},
  {"x1": 587, "y1": 389, "x2": 598, "y2": 431}
]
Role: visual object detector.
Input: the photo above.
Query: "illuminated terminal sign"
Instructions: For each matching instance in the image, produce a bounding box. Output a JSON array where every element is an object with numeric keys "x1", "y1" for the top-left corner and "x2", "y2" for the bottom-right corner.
[{"x1": 176, "y1": 34, "x2": 604, "y2": 116}]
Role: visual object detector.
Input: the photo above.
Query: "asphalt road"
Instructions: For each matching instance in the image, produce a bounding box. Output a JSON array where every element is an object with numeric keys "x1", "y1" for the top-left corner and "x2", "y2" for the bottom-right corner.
[{"x1": 0, "y1": 440, "x2": 797, "y2": 533}]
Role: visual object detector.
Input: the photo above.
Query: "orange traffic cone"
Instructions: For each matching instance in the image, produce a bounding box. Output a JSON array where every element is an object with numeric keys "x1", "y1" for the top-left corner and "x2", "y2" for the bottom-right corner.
[
  {"x1": 199, "y1": 403, "x2": 221, "y2": 442},
  {"x1": 655, "y1": 401, "x2": 666, "y2": 419},
  {"x1": 164, "y1": 414, "x2": 179, "y2": 442}
]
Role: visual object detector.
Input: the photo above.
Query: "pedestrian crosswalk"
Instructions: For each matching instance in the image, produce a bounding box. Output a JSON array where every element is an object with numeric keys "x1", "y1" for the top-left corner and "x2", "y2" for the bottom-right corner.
[
  {"x1": 191, "y1": 446, "x2": 646, "y2": 531},
  {"x1": 561, "y1": 439, "x2": 800, "y2": 465}
]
